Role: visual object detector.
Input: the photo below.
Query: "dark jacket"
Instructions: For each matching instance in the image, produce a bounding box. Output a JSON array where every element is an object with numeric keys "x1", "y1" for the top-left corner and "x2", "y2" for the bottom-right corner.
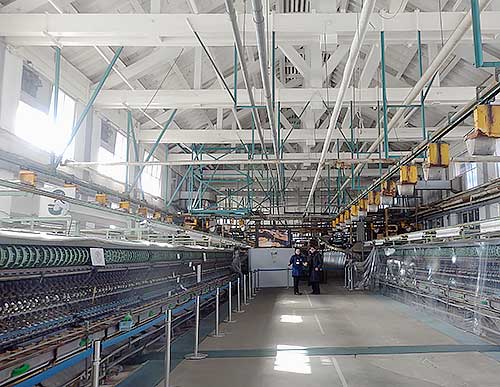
[
  {"x1": 289, "y1": 254, "x2": 305, "y2": 277},
  {"x1": 308, "y1": 250, "x2": 323, "y2": 283}
]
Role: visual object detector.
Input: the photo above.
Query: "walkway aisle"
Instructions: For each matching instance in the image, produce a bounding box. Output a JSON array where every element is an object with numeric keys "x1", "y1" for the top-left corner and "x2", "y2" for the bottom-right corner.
[{"x1": 163, "y1": 284, "x2": 500, "y2": 387}]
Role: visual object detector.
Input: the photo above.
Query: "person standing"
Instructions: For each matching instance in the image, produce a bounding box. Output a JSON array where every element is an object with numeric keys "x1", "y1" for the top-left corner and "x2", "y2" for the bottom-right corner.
[
  {"x1": 288, "y1": 248, "x2": 306, "y2": 295},
  {"x1": 308, "y1": 240, "x2": 323, "y2": 295}
]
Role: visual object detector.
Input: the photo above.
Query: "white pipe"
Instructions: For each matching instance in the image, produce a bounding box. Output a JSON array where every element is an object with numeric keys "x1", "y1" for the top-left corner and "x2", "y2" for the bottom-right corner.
[
  {"x1": 334, "y1": 0, "x2": 493, "y2": 203},
  {"x1": 304, "y1": 0, "x2": 377, "y2": 213},
  {"x1": 64, "y1": 156, "x2": 399, "y2": 168},
  {"x1": 225, "y1": 0, "x2": 266, "y2": 152},
  {"x1": 224, "y1": 0, "x2": 281, "y2": 188},
  {"x1": 251, "y1": 0, "x2": 283, "y2": 191}
]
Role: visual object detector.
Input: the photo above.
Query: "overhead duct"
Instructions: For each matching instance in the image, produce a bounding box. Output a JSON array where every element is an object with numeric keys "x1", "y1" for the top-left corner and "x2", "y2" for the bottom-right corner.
[{"x1": 304, "y1": 0, "x2": 377, "y2": 213}]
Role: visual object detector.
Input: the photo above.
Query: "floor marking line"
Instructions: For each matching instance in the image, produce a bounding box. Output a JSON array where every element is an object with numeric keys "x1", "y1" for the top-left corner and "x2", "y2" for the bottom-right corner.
[
  {"x1": 201, "y1": 344, "x2": 500, "y2": 358},
  {"x1": 306, "y1": 294, "x2": 313, "y2": 308},
  {"x1": 314, "y1": 314, "x2": 325, "y2": 336},
  {"x1": 332, "y1": 357, "x2": 348, "y2": 387}
]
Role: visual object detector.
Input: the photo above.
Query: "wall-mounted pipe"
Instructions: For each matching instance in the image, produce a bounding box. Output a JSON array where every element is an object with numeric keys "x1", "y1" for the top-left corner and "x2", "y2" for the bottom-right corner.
[
  {"x1": 304, "y1": 0, "x2": 377, "y2": 213},
  {"x1": 333, "y1": 0, "x2": 493, "y2": 206}
]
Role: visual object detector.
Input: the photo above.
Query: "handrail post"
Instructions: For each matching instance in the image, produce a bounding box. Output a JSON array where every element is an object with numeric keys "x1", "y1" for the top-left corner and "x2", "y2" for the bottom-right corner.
[
  {"x1": 91, "y1": 340, "x2": 101, "y2": 387},
  {"x1": 211, "y1": 287, "x2": 225, "y2": 337}
]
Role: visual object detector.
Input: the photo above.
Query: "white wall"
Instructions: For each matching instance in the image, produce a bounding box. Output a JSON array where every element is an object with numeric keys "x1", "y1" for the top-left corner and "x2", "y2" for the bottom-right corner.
[{"x1": 249, "y1": 248, "x2": 294, "y2": 288}]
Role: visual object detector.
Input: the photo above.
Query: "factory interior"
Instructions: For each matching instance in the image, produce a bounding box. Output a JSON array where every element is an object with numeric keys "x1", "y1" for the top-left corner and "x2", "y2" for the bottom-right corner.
[{"x1": 1, "y1": 0, "x2": 500, "y2": 386}]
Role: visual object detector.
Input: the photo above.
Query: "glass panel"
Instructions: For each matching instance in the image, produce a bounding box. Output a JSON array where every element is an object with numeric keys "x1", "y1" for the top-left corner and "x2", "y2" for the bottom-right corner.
[{"x1": 15, "y1": 90, "x2": 76, "y2": 158}]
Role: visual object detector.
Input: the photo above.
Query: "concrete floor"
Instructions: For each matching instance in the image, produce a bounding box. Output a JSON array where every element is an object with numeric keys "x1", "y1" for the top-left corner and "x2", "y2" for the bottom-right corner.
[{"x1": 162, "y1": 284, "x2": 500, "y2": 387}]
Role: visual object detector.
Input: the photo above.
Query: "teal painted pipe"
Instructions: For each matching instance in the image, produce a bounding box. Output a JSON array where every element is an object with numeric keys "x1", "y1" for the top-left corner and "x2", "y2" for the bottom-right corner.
[
  {"x1": 128, "y1": 111, "x2": 145, "y2": 201},
  {"x1": 471, "y1": 0, "x2": 500, "y2": 68},
  {"x1": 233, "y1": 45, "x2": 238, "y2": 106},
  {"x1": 166, "y1": 165, "x2": 193, "y2": 208},
  {"x1": 380, "y1": 32, "x2": 389, "y2": 159},
  {"x1": 128, "y1": 109, "x2": 178, "y2": 192},
  {"x1": 272, "y1": 31, "x2": 276, "y2": 108},
  {"x1": 126, "y1": 111, "x2": 132, "y2": 189},
  {"x1": 387, "y1": 104, "x2": 420, "y2": 109},
  {"x1": 53, "y1": 47, "x2": 61, "y2": 123},
  {"x1": 417, "y1": 30, "x2": 427, "y2": 140}
]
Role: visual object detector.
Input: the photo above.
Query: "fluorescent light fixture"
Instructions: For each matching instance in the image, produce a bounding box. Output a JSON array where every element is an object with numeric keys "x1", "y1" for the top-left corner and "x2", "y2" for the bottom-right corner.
[
  {"x1": 389, "y1": 235, "x2": 403, "y2": 241},
  {"x1": 407, "y1": 231, "x2": 424, "y2": 241},
  {"x1": 480, "y1": 220, "x2": 500, "y2": 234},
  {"x1": 374, "y1": 239, "x2": 384, "y2": 246},
  {"x1": 435, "y1": 227, "x2": 462, "y2": 238}
]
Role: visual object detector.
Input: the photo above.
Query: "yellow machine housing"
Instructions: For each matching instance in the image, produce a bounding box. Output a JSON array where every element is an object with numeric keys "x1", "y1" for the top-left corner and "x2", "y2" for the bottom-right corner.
[
  {"x1": 381, "y1": 181, "x2": 397, "y2": 196},
  {"x1": 19, "y1": 170, "x2": 36, "y2": 186},
  {"x1": 473, "y1": 105, "x2": 500, "y2": 137},
  {"x1": 368, "y1": 191, "x2": 375, "y2": 205},
  {"x1": 95, "y1": 194, "x2": 107, "y2": 205},
  {"x1": 351, "y1": 205, "x2": 359, "y2": 217},
  {"x1": 427, "y1": 143, "x2": 450, "y2": 167},
  {"x1": 399, "y1": 165, "x2": 418, "y2": 184},
  {"x1": 138, "y1": 207, "x2": 148, "y2": 217},
  {"x1": 184, "y1": 217, "x2": 198, "y2": 229},
  {"x1": 119, "y1": 201, "x2": 130, "y2": 212}
]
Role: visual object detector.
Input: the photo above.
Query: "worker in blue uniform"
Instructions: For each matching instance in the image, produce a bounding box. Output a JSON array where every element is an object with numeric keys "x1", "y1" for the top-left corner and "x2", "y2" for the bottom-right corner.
[
  {"x1": 308, "y1": 239, "x2": 323, "y2": 295},
  {"x1": 288, "y1": 248, "x2": 306, "y2": 295}
]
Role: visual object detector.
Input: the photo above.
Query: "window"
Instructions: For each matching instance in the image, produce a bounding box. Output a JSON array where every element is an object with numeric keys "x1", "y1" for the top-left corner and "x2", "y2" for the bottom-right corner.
[
  {"x1": 461, "y1": 208, "x2": 480, "y2": 224},
  {"x1": 141, "y1": 152, "x2": 162, "y2": 197},
  {"x1": 15, "y1": 90, "x2": 76, "y2": 158},
  {"x1": 97, "y1": 131, "x2": 127, "y2": 182},
  {"x1": 456, "y1": 162, "x2": 478, "y2": 190}
]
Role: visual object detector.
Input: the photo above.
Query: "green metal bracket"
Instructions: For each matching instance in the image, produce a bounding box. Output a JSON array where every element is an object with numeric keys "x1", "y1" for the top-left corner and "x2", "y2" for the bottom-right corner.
[{"x1": 471, "y1": 0, "x2": 500, "y2": 68}]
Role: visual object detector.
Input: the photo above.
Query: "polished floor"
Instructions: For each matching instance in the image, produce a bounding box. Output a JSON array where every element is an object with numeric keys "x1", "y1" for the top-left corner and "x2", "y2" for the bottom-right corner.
[{"x1": 160, "y1": 284, "x2": 500, "y2": 387}]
